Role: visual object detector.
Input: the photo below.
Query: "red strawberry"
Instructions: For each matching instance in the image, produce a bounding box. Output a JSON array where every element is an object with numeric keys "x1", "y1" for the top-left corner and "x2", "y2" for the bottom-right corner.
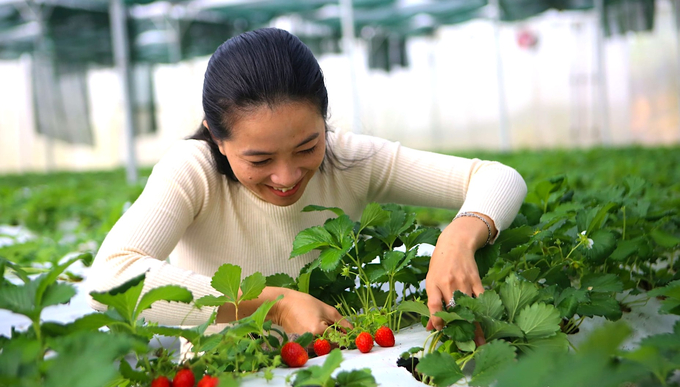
[
  {"x1": 355, "y1": 332, "x2": 374, "y2": 353},
  {"x1": 313, "y1": 338, "x2": 332, "y2": 356},
  {"x1": 151, "y1": 376, "x2": 171, "y2": 387},
  {"x1": 197, "y1": 374, "x2": 219, "y2": 387},
  {"x1": 281, "y1": 342, "x2": 308, "y2": 367},
  {"x1": 173, "y1": 368, "x2": 195, "y2": 387},
  {"x1": 374, "y1": 326, "x2": 395, "y2": 347}
]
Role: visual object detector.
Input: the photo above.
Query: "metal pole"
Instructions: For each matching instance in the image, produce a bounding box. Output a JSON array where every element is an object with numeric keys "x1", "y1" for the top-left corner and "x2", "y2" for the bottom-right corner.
[
  {"x1": 109, "y1": 0, "x2": 138, "y2": 184},
  {"x1": 595, "y1": 0, "x2": 611, "y2": 145},
  {"x1": 489, "y1": 0, "x2": 511, "y2": 151},
  {"x1": 339, "y1": 0, "x2": 362, "y2": 134}
]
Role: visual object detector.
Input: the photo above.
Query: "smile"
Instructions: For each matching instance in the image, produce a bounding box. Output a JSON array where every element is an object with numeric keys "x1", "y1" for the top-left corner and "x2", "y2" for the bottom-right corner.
[{"x1": 267, "y1": 180, "x2": 302, "y2": 197}]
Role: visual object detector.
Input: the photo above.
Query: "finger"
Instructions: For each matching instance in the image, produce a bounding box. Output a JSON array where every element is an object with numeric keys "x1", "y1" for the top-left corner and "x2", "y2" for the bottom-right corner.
[
  {"x1": 472, "y1": 280, "x2": 485, "y2": 298},
  {"x1": 336, "y1": 316, "x2": 353, "y2": 332},
  {"x1": 427, "y1": 288, "x2": 445, "y2": 331}
]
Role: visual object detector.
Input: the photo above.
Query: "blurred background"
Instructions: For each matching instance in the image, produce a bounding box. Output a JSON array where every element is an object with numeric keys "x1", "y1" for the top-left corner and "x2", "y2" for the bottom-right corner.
[{"x1": 0, "y1": 0, "x2": 679, "y2": 179}]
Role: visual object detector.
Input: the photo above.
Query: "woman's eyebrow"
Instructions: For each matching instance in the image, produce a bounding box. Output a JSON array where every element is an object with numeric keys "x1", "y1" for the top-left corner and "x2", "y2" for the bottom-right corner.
[{"x1": 242, "y1": 132, "x2": 320, "y2": 156}]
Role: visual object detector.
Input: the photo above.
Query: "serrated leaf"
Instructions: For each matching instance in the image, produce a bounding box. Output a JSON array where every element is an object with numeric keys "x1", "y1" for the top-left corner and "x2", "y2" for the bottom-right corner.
[
  {"x1": 516, "y1": 303, "x2": 561, "y2": 340},
  {"x1": 400, "y1": 227, "x2": 440, "y2": 250},
  {"x1": 470, "y1": 340, "x2": 516, "y2": 387},
  {"x1": 434, "y1": 311, "x2": 470, "y2": 324},
  {"x1": 480, "y1": 316, "x2": 524, "y2": 341},
  {"x1": 650, "y1": 228, "x2": 680, "y2": 248},
  {"x1": 476, "y1": 291, "x2": 504, "y2": 320},
  {"x1": 135, "y1": 285, "x2": 192, "y2": 319},
  {"x1": 89, "y1": 273, "x2": 146, "y2": 323},
  {"x1": 211, "y1": 264, "x2": 241, "y2": 303},
  {"x1": 584, "y1": 230, "x2": 616, "y2": 263},
  {"x1": 318, "y1": 247, "x2": 347, "y2": 272},
  {"x1": 194, "y1": 294, "x2": 229, "y2": 308},
  {"x1": 577, "y1": 292, "x2": 622, "y2": 321},
  {"x1": 324, "y1": 215, "x2": 355, "y2": 244},
  {"x1": 297, "y1": 272, "x2": 311, "y2": 294},
  {"x1": 293, "y1": 348, "x2": 343, "y2": 386},
  {"x1": 417, "y1": 352, "x2": 464, "y2": 387},
  {"x1": 250, "y1": 297, "x2": 281, "y2": 331},
  {"x1": 397, "y1": 300, "x2": 431, "y2": 317},
  {"x1": 335, "y1": 368, "x2": 378, "y2": 387},
  {"x1": 359, "y1": 203, "x2": 389, "y2": 230},
  {"x1": 119, "y1": 358, "x2": 149, "y2": 383},
  {"x1": 41, "y1": 282, "x2": 76, "y2": 308},
  {"x1": 456, "y1": 340, "x2": 476, "y2": 352},
  {"x1": 266, "y1": 273, "x2": 296, "y2": 288},
  {"x1": 580, "y1": 273, "x2": 623, "y2": 293},
  {"x1": 302, "y1": 204, "x2": 345, "y2": 217},
  {"x1": 609, "y1": 237, "x2": 643, "y2": 261},
  {"x1": 499, "y1": 274, "x2": 539, "y2": 323},
  {"x1": 290, "y1": 226, "x2": 335, "y2": 257},
  {"x1": 65, "y1": 313, "x2": 123, "y2": 332},
  {"x1": 442, "y1": 320, "x2": 476, "y2": 341},
  {"x1": 240, "y1": 272, "x2": 266, "y2": 302},
  {"x1": 520, "y1": 332, "x2": 570, "y2": 354},
  {"x1": 381, "y1": 250, "x2": 404, "y2": 273},
  {"x1": 475, "y1": 243, "x2": 500, "y2": 279}
]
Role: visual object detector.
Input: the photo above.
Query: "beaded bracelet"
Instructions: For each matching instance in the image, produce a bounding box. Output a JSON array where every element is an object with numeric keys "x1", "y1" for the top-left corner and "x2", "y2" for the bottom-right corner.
[{"x1": 454, "y1": 212, "x2": 492, "y2": 247}]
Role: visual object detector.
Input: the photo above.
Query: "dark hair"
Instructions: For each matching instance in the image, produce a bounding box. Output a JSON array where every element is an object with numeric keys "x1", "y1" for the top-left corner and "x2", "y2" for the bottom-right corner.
[{"x1": 190, "y1": 28, "x2": 335, "y2": 181}]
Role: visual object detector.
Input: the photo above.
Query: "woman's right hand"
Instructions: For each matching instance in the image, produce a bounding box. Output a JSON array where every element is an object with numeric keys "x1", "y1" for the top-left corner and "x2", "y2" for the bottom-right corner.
[{"x1": 270, "y1": 288, "x2": 352, "y2": 336}]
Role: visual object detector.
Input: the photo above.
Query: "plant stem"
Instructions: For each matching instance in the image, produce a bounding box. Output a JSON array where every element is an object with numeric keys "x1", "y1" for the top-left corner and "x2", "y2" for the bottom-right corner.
[{"x1": 622, "y1": 206, "x2": 626, "y2": 240}]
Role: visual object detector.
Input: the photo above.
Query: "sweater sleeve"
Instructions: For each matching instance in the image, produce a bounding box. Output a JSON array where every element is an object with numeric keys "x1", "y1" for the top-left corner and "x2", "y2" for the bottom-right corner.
[
  {"x1": 87, "y1": 140, "x2": 221, "y2": 325},
  {"x1": 333, "y1": 132, "x2": 527, "y2": 236}
]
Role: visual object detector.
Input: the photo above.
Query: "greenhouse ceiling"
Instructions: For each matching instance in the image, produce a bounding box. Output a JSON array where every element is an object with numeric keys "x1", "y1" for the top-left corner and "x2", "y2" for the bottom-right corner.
[{"x1": 0, "y1": 0, "x2": 658, "y2": 63}]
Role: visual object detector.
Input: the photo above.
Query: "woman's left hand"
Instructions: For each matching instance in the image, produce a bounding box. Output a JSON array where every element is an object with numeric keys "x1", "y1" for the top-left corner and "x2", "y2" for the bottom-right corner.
[{"x1": 425, "y1": 214, "x2": 496, "y2": 345}]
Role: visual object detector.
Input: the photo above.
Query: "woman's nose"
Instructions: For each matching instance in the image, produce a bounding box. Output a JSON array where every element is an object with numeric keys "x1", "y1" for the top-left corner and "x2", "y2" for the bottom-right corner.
[{"x1": 270, "y1": 162, "x2": 302, "y2": 187}]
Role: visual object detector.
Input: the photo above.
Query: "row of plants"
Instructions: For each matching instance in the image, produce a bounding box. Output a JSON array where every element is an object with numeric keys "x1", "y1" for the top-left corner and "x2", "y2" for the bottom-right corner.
[{"x1": 1, "y1": 145, "x2": 679, "y2": 386}]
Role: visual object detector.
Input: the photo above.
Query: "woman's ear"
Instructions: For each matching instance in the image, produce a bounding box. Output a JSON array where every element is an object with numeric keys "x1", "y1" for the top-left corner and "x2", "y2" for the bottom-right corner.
[
  {"x1": 203, "y1": 120, "x2": 209, "y2": 130},
  {"x1": 204, "y1": 121, "x2": 227, "y2": 156}
]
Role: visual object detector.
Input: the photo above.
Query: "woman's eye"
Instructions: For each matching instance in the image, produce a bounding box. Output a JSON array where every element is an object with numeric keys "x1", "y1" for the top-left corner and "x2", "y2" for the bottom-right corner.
[
  {"x1": 250, "y1": 159, "x2": 271, "y2": 166},
  {"x1": 299, "y1": 145, "x2": 317, "y2": 155}
]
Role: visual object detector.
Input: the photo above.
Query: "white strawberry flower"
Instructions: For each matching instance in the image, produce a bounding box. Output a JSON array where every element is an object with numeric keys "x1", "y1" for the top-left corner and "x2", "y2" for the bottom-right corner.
[{"x1": 580, "y1": 230, "x2": 594, "y2": 250}]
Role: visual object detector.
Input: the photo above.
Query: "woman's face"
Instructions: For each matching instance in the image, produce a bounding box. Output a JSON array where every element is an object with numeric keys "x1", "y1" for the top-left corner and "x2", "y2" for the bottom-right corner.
[{"x1": 214, "y1": 102, "x2": 326, "y2": 206}]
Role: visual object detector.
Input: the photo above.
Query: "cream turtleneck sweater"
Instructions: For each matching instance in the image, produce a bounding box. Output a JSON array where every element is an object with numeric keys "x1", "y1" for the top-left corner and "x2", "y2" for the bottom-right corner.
[{"x1": 88, "y1": 131, "x2": 527, "y2": 326}]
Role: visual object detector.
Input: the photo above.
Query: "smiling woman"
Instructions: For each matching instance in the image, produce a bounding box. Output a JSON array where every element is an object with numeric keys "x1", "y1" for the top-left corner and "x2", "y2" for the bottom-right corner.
[{"x1": 87, "y1": 28, "x2": 527, "y2": 352}]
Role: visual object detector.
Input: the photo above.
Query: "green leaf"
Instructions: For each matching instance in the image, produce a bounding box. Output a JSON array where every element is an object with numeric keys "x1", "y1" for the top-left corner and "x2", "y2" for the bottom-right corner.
[
  {"x1": 64, "y1": 313, "x2": 124, "y2": 332},
  {"x1": 473, "y1": 290, "x2": 503, "y2": 319},
  {"x1": 456, "y1": 340, "x2": 476, "y2": 352},
  {"x1": 294, "y1": 331, "x2": 315, "y2": 348},
  {"x1": 290, "y1": 226, "x2": 335, "y2": 257},
  {"x1": 650, "y1": 228, "x2": 680, "y2": 248},
  {"x1": 335, "y1": 368, "x2": 378, "y2": 387},
  {"x1": 586, "y1": 202, "x2": 618, "y2": 233},
  {"x1": 400, "y1": 227, "x2": 440, "y2": 250},
  {"x1": 381, "y1": 250, "x2": 404, "y2": 273},
  {"x1": 480, "y1": 317, "x2": 524, "y2": 341},
  {"x1": 35, "y1": 255, "x2": 82, "y2": 310},
  {"x1": 41, "y1": 282, "x2": 76, "y2": 308},
  {"x1": 470, "y1": 340, "x2": 517, "y2": 387},
  {"x1": 516, "y1": 303, "x2": 561, "y2": 340},
  {"x1": 499, "y1": 274, "x2": 539, "y2": 323},
  {"x1": 496, "y1": 225, "x2": 534, "y2": 249},
  {"x1": 580, "y1": 273, "x2": 623, "y2": 293},
  {"x1": 609, "y1": 237, "x2": 644, "y2": 261},
  {"x1": 520, "y1": 332, "x2": 570, "y2": 354},
  {"x1": 397, "y1": 300, "x2": 431, "y2": 317},
  {"x1": 266, "y1": 273, "x2": 296, "y2": 288},
  {"x1": 250, "y1": 297, "x2": 281, "y2": 331},
  {"x1": 302, "y1": 204, "x2": 345, "y2": 217},
  {"x1": 89, "y1": 273, "x2": 146, "y2": 323},
  {"x1": 475, "y1": 243, "x2": 500, "y2": 279},
  {"x1": 416, "y1": 352, "x2": 464, "y2": 387},
  {"x1": 211, "y1": 264, "x2": 241, "y2": 303},
  {"x1": 44, "y1": 332, "x2": 141, "y2": 387},
  {"x1": 0, "y1": 281, "x2": 39, "y2": 318},
  {"x1": 119, "y1": 358, "x2": 149, "y2": 383},
  {"x1": 577, "y1": 293, "x2": 622, "y2": 321},
  {"x1": 297, "y1": 272, "x2": 311, "y2": 294},
  {"x1": 292, "y1": 348, "x2": 344, "y2": 386},
  {"x1": 434, "y1": 310, "x2": 472, "y2": 324},
  {"x1": 324, "y1": 215, "x2": 355, "y2": 244},
  {"x1": 194, "y1": 295, "x2": 229, "y2": 308},
  {"x1": 583, "y1": 230, "x2": 616, "y2": 263},
  {"x1": 240, "y1": 272, "x2": 266, "y2": 302},
  {"x1": 134, "y1": 285, "x2": 192, "y2": 319},
  {"x1": 442, "y1": 320, "x2": 476, "y2": 341},
  {"x1": 317, "y1": 247, "x2": 346, "y2": 272},
  {"x1": 359, "y1": 203, "x2": 389, "y2": 230}
]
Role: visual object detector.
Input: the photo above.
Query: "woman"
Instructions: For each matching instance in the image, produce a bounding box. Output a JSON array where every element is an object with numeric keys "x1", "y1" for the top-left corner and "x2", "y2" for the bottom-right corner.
[{"x1": 88, "y1": 28, "x2": 526, "y2": 341}]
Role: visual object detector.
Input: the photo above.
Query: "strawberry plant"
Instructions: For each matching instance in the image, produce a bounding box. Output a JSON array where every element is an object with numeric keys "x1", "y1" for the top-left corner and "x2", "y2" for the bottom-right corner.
[{"x1": 287, "y1": 349, "x2": 377, "y2": 387}]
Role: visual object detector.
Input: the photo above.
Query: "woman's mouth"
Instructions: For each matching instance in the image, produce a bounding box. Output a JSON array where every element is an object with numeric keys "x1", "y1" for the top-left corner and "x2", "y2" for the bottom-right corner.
[{"x1": 267, "y1": 180, "x2": 302, "y2": 197}]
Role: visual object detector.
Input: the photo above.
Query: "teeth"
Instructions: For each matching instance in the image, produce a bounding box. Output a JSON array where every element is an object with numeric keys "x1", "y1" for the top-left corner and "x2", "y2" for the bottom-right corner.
[{"x1": 273, "y1": 186, "x2": 294, "y2": 192}]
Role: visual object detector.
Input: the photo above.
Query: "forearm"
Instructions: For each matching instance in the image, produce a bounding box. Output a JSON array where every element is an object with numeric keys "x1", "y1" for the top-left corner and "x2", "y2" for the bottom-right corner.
[
  {"x1": 215, "y1": 286, "x2": 292, "y2": 324},
  {"x1": 441, "y1": 213, "x2": 498, "y2": 251}
]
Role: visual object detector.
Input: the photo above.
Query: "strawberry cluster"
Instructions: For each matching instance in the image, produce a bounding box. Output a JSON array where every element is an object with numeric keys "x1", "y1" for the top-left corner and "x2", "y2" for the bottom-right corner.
[{"x1": 151, "y1": 369, "x2": 219, "y2": 387}]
